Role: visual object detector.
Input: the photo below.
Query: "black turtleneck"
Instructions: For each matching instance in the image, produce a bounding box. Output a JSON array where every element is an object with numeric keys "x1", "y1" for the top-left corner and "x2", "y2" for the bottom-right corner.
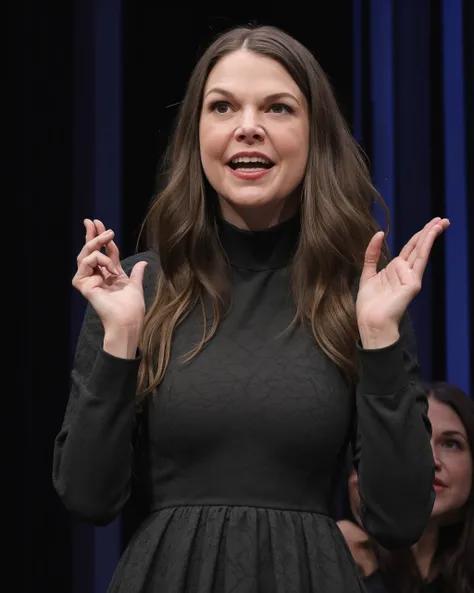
[
  {"x1": 217, "y1": 214, "x2": 300, "y2": 271},
  {"x1": 52, "y1": 216, "x2": 435, "y2": 593}
]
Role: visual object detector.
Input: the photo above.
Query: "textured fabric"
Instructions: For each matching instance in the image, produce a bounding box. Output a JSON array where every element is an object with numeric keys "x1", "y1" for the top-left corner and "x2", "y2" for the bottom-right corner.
[{"x1": 53, "y1": 214, "x2": 435, "y2": 592}]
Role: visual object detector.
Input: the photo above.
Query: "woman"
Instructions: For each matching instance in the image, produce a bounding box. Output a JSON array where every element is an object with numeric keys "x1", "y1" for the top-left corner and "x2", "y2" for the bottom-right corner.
[
  {"x1": 53, "y1": 25, "x2": 449, "y2": 592},
  {"x1": 338, "y1": 382, "x2": 474, "y2": 592}
]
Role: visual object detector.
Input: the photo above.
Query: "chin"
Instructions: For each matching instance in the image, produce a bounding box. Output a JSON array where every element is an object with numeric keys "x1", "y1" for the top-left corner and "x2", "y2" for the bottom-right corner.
[
  {"x1": 222, "y1": 190, "x2": 280, "y2": 209},
  {"x1": 431, "y1": 501, "x2": 465, "y2": 526}
]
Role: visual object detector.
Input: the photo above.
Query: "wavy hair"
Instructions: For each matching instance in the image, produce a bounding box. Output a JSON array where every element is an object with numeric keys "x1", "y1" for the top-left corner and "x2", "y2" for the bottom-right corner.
[{"x1": 137, "y1": 24, "x2": 389, "y2": 399}]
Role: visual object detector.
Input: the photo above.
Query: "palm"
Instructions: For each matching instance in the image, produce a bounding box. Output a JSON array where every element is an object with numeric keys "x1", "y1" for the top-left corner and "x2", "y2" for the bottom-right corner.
[
  {"x1": 78, "y1": 269, "x2": 145, "y2": 328},
  {"x1": 72, "y1": 219, "x2": 147, "y2": 330},
  {"x1": 356, "y1": 218, "x2": 449, "y2": 330},
  {"x1": 356, "y1": 258, "x2": 420, "y2": 329}
]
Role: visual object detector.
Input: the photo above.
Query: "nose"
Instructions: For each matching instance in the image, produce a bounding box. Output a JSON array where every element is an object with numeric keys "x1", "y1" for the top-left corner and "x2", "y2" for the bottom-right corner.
[
  {"x1": 431, "y1": 443, "x2": 442, "y2": 470},
  {"x1": 234, "y1": 110, "x2": 265, "y2": 144}
]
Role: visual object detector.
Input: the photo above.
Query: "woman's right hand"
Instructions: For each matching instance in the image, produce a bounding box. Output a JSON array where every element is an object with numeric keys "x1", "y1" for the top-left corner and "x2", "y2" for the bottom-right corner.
[{"x1": 72, "y1": 219, "x2": 148, "y2": 338}]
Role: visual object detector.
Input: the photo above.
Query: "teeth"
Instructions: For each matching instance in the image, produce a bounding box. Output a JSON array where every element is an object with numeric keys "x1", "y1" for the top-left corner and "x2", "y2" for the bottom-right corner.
[{"x1": 231, "y1": 156, "x2": 272, "y2": 165}]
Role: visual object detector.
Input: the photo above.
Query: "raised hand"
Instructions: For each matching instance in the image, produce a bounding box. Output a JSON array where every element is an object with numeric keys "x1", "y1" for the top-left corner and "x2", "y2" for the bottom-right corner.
[
  {"x1": 356, "y1": 217, "x2": 450, "y2": 348},
  {"x1": 72, "y1": 219, "x2": 148, "y2": 337}
]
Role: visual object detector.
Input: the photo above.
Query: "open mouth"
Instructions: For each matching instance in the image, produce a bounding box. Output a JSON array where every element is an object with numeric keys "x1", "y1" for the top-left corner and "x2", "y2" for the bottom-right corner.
[{"x1": 227, "y1": 156, "x2": 275, "y2": 170}]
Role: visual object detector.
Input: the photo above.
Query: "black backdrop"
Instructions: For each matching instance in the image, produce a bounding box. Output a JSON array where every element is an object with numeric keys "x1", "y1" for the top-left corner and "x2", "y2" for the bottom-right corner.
[{"x1": 12, "y1": 1, "x2": 473, "y2": 591}]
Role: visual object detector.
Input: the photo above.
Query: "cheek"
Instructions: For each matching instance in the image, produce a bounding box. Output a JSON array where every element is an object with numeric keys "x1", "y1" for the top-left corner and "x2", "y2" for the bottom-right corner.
[
  {"x1": 278, "y1": 125, "x2": 309, "y2": 158},
  {"x1": 435, "y1": 461, "x2": 473, "y2": 516},
  {"x1": 279, "y1": 129, "x2": 309, "y2": 180},
  {"x1": 200, "y1": 123, "x2": 231, "y2": 162},
  {"x1": 453, "y1": 467, "x2": 473, "y2": 504}
]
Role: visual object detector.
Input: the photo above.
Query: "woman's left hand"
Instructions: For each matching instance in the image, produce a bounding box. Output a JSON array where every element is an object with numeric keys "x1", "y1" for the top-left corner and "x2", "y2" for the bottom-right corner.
[{"x1": 356, "y1": 217, "x2": 450, "y2": 348}]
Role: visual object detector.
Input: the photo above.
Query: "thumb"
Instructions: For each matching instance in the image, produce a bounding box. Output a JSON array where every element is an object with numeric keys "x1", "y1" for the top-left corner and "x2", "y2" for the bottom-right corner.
[
  {"x1": 129, "y1": 261, "x2": 148, "y2": 286},
  {"x1": 360, "y1": 232, "x2": 384, "y2": 283}
]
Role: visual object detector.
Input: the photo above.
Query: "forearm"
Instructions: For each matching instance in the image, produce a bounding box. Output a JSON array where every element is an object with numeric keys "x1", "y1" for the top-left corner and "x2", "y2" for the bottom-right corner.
[
  {"x1": 53, "y1": 349, "x2": 140, "y2": 524},
  {"x1": 359, "y1": 324, "x2": 400, "y2": 351},
  {"x1": 355, "y1": 340, "x2": 435, "y2": 548},
  {"x1": 103, "y1": 325, "x2": 141, "y2": 359}
]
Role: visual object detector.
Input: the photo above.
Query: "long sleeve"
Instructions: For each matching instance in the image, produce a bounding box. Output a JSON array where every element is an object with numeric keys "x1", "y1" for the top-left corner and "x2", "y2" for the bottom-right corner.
[
  {"x1": 52, "y1": 251, "x2": 159, "y2": 525},
  {"x1": 352, "y1": 312, "x2": 435, "y2": 549}
]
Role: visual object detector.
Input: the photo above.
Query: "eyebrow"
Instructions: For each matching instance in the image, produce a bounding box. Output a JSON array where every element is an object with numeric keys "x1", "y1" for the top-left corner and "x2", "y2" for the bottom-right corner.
[
  {"x1": 204, "y1": 87, "x2": 301, "y2": 105},
  {"x1": 441, "y1": 430, "x2": 467, "y2": 440}
]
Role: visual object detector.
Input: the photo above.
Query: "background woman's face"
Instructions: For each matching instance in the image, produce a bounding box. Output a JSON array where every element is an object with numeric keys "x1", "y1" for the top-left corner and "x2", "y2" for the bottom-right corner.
[
  {"x1": 429, "y1": 397, "x2": 472, "y2": 521},
  {"x1": 347, "y1": 397, "x2": 473, "y2": 528}
]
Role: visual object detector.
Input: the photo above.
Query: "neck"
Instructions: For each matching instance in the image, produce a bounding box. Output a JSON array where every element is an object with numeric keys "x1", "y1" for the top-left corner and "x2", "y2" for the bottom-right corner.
[
  {"x1": 218, "y1": 194, "x2": 299, "y2": 230},
  {"x1": 411, "y1": 521, "x2": 439, "y2": 579}
]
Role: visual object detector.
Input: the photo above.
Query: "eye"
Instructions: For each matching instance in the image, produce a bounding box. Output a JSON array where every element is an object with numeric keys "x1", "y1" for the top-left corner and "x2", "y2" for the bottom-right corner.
[
  {"x1": 210, "y1": 101, "x2": 232, "y2": 114},
  {"x1": 268, "y1": 103, "x2": 294, "y2": 114},
  {"x1": 442, "y1": 438, "x2": 463, "y2": 450}
]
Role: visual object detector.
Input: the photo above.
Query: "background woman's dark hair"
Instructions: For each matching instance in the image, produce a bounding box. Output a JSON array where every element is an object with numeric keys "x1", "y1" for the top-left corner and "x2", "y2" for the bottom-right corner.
[
  {"x1": 136, "y1": 24, "x2": 389, "y2": 399},
  {"x1": 364, "y1": 382, "x2": 474, "y2": 592}
]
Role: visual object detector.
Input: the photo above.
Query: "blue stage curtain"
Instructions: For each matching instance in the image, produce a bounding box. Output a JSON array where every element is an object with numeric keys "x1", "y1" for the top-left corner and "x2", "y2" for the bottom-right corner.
[
  {"x1": 441, "y1": 0, "x2": 471, "y2": 394},
  {"x1": 71, "y1": 0, "x2": 123, "y2": 591},
  {"x1": 356, "y1": 0, "x2": 472, "y2": 393}
]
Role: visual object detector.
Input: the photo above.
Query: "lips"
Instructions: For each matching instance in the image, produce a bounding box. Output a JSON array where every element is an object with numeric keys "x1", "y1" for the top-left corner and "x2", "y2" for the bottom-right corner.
[
  {"x1": 433, "y1": 478, "x2": 448, "y2": 492},
  {"x1": 227, "y1": 151, "x2": 275, "y2": 170}
]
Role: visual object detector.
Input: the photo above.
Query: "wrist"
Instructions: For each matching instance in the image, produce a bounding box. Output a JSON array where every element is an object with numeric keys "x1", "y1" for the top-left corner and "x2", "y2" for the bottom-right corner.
[
  {"x1": 358, "y1": 325, "x2": 400, "y2": 350},
  {"x1": 103, "y1": 325, "x2": 141, "y2": 359}
]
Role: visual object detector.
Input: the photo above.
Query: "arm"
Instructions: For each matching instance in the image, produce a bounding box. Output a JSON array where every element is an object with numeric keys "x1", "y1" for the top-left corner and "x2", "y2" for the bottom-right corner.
[
  {"x1": 52, "y1": 252, "x2": 157, "y2": 525},
  {"x1": 352, "y1": 312, "x2": 435, "y2": 549}
]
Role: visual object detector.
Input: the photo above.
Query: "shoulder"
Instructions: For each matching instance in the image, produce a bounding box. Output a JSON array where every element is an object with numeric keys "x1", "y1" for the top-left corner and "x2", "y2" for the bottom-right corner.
[
  {"x1": 120, "y1": 250, "x2": 161, "y2": 305},
  {"x1": 120, "y1": 249, "x2": 161, "y2": 271}
]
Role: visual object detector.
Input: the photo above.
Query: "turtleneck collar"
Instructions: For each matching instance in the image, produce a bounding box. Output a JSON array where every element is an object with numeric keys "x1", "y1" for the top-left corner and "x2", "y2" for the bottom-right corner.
[{"x1": 217, "y1": 213, "x2": 301, "y2": 271}]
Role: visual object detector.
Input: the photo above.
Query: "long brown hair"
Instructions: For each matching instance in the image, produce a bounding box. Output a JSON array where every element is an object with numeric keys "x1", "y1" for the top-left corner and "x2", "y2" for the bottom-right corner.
[
  {"x1": 373, "y1": 382, "x2": 474, "y2": 592},
  {"x1": 137, "y1": 24, "x2": 389, "y2": 399}
]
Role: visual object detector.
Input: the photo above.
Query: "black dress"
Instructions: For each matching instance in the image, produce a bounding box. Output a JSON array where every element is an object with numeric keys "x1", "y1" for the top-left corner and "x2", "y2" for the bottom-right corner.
[{"x1": 53, "y1": 215, "x2": 435, "y2": 592}]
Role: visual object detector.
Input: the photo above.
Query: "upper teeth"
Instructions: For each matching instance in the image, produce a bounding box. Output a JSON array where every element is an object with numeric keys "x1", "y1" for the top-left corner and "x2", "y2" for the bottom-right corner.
[{"x1": 231, "y1": 156, "x2": 272, "y2": 165}]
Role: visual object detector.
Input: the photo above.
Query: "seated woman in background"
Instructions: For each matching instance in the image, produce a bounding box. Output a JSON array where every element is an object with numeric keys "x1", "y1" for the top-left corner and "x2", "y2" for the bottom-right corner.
[{"x1": 337, "y1": 381, "x2": 474, "y2": 593}]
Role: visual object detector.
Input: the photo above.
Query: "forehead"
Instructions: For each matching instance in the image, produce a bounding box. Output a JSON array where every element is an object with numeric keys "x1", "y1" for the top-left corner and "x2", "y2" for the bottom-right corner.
[
  {"x1": 429, "y1": 398, "x2": 466, "y2": 436},
  {"x1": 203, "y1": 49, "x2": 303, "y2": 99}
]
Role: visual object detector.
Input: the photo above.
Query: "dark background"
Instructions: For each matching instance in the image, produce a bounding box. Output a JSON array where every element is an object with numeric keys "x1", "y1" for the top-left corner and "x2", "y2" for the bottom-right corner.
[{"x1": 12, "y1": 1, "x2": 473, "y2": 591}]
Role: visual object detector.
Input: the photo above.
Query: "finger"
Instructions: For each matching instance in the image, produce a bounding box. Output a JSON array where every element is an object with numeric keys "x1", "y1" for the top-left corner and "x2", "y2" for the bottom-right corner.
[
  {"x1": 84, "y1": 219, "x2": 97, "y2": 243},
  {"x1": 129, "y1": 261, "x2": 148, "y2": 286},
  {"x1": 76, "y1": 229, "x2": 115, "y2": 265},
  {"x1": 72, "y1": 267, "x2": 103, "y2": 292},
  {"x1": 77, "y1": 251, "x2": 119, "y2": 278},
  {"x1": 94, "y1": 219, "x2": 107, "y2": 235},
  {"x1": 411, "y1": 225, "x2": 444, "y2": 278},
  {"x1": 92, "y1": 221, "x2": 122, "y2": 269},
  {"x1": 106, "y1": 240, "x2": 122, "y2": 270},
  {"x1": 360, "y1": 231, "x2": 384, "y2": 284},
  {"x1": 399, "y1": 218, "x2": 441, "y2": 261},
  {"x1": 398, "y1": 229, "x2": 423, "y2": 261},
  {"x1": 408, "y1": 219, "x2": 449, "y2": 268}
]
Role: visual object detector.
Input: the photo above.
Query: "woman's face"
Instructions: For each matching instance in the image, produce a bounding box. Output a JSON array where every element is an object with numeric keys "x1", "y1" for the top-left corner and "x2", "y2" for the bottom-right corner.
[
  {"x1": 429, "y1": 397, "x2": 472, "y2": 521},
  {"x1": 347, "y1": 397, "x2": 473, "y2": 528},
  {"x1": 199, "y1": 49, "x2": 309, "y2": 229}
]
